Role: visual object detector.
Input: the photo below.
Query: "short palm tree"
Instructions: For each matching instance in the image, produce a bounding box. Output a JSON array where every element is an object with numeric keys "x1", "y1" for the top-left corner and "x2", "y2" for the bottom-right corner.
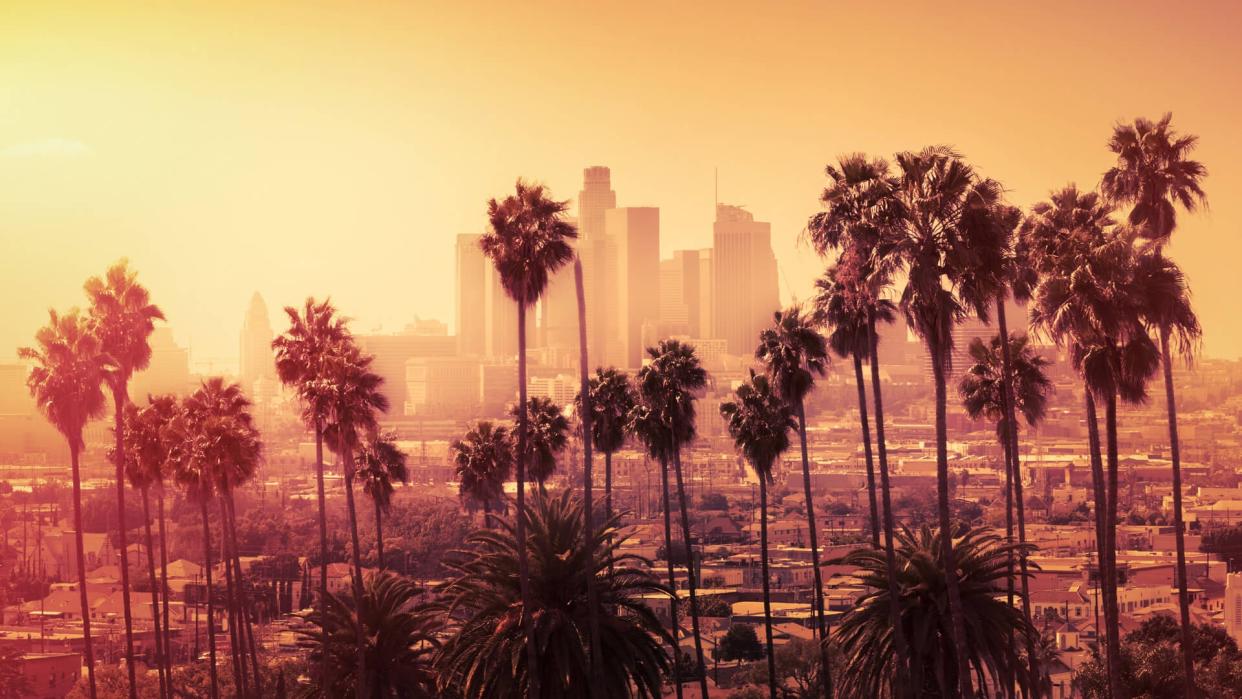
[
  {"x1": 302, "y1": 572, "x2": 441, "y2": 699},
  {"x1": 452, "y1": 421, "x2": 513, "y2": 523},
  {"x1": 356, "y1": 432, "x2": 408, "y2": 570},
  {"x1": 721, "y1": 371, "x2": 798, "y2": 699},
  {"x1": 754, "y1": 306, "x2": 835, "y2": 699},
  {"x1": 322, "y1": 343, "x2": 389, "y2": 699},
  {"x1": 272, "y1": 296, "x2": 351, "y2": 690},
  {"x1": 436, "y1": 491, "x2": 671, "y2": 698},
  {"x1": 1101, "y1": 113, "x2": 1207, "y2": 245},
  {"x1": 636, "y1": 339, "x2": 711, "y2": 699},
  {"x1": 480, "y1": 179, "x2": 577, "y2": 697},
  {"x1": 510, "y1": 396, "x2": 570, "y2": 490},
  {"x1": 577, "y1": 368, "x2": 636, "y2": 545},
  {"x1": 808, "y1": 154, "x2": 912, "y2": 692},
  {"x1": 832, "y1": 525, "x2": 1037, "y2": 698},
  {"x1": 86, "y1": 260, "x2": 164, "y2": 699},
  {"x1": 18, "y1": 309, "x2": 107, "y2": 699}
]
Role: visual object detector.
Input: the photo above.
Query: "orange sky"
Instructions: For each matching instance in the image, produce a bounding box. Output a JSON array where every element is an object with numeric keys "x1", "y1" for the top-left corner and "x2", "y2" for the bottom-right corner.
[{"x1": 3, "y1": 1, "x2": 1240, "y2": 367}]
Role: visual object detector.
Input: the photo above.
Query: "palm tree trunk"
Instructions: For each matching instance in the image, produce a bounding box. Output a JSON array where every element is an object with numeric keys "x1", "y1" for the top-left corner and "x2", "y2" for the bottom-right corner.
[
  {"x1": 1104, "y1": 390, "x2": 1125, "y2": 699},
  {"x1": 1085, "y1": 392, "x2": 1115, "y2": 699},
  {"x1": 853, "y1": 353, "x2": 880, "y2": 549},
  {"x1": 867, "y1": 314, "x2": 909, "y2": 693},
  {"x1": 218, "y1": 498, "x2": 248, "y2": 697},
  {"x1": 225, "y1": 493, "x2": 263, "y2": 693},
  {"x1": 140, "y1": 488, "x2": 168, "y2": 699},
  {"x1": 158, "y1": 492, "x2": 173, "y2": 676},
  {"x1": 660, "y1": 455, "x2": 683, "y2": 699},
  {"x1": 515, "y1": 300, "x2": 541, "y2": 698},
  {"x1": 111, "y1": 388, "x2": 139, "y2": 699},
  {"x1": 672, "y1": 447, "x2": 710, "y2": 698},
  {"x1": 1160, "y1": 329, "x2": 1196, "y2": 698},
  {"x1": 796, "y1": 398, "x2": 834, "y2": 699},
  {"x1": 374, "y1": 500, "x2": 385, "y2": 572},
  {"x1": 759, "y1": 476, "x2": 778, "y2": 699},
  {"x1": 313, "y1": 419, "x2": 331, "y2": 691},
  {"x1": 200, "y1": 497, "x2": 220, "y2": 699},
  {"x1": 340, "y1": 446, "x2": 368, "y2": 699},
  {"x1": 606, "y1": 450, "x2": 615, "y2": 576},
  {"x1": 573, "y1": 257, "x2": 604, "y2": 685},
  {"x1": 995, "y1": 297, "x2": 1038, "y2": 694},
  {"x1": 930, "y1": 343, "x2": 974, "y2": 698},
  {"x1": 70, "y1": 442, "x2": 98, "y2": 699},
  {"x1": 1000, "y1": 415, "x2": 1016, "y2": 697}
]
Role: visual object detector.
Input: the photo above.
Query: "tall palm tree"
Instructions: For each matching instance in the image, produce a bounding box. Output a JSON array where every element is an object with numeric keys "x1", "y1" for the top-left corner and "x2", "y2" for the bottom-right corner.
[
  {"x1": 322, "y1": 343, "x2": 389, "y2": 699},
  {"x1": 272, "y1": 296, "x2": 350, "y2": 690},
  {"x1": 754, "y1": 306, "x2": 834, "y2": 699},
  {"x1": 452, "y1": 421, "x2": 513, "y2": 524},
  {"x1": 1133, "y1": 251, "x2": 1202, "y2": 698},
  {"x1": 832, "y1": 526, "x2": 1036, "y2": 698},
  {"x1": 18, "y1": 309, "x2": 107, "y2": 699},
  {"x1": 85, "y1": 260, "x2": 164, "y2": 699},
  {"x1": 721, "y1": 371, "x2": 798, "y2": 699},
  {"x1": 958, "y1": 333, "x2": 1053, "y2": 693},
  {"x1": 807, "y1": 153, "x2": 911, "y2": 693},
  {"x1": 480, "y1": 179, "x2": 577, "y2": 697},
  {"x1": 1104, "y1": 113, "x2": 1207, "y2": 699},
  {"x1": 509, "y1": 396, "x2": 570, "y2": 490},
  {"x1": 303, "y1": 572, "x2": 441, "y2": 699},
  {"x1": 577, "y1": 367, "x2": 636, "y2": 567},
  {"x1": 571, "y1": 256, "x2": 604, "y2": 685},
  {"x1": 146, "y1": 394, "x2": 179, "y2": 684},
  {"x1": 356, "y1": 431, "x2": 409, "y2": 571},
  {"x1": 436, "y1": 491, "x2": 671, "y2": 698},
  {"x1": 116, "y1": 400, "x2": 173, "y2": 699},
  {"x1": 636, "y1": 339, "x2": 711, "y2": 699}
]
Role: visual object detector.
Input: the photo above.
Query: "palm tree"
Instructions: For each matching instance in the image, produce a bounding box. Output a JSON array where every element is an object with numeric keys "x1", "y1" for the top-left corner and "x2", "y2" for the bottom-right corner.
[
  {"x1": 452, "y1": 422, "x2": 513, "y2": 524},
  {"x1": 85, "y1": 260, "x2": 164, "y2": 699},
  {"x1": 436, "y1": 491, "x2": 671, "y2": 698},
  {"x1": 272, "y1": 296, "x2": 351, "y2": 690},
  {"x1": 1104, "y1": 113, "x2": 1207, "y2": 699},
  {"x1": 322, "y1": 343, "x2": 389, "y2": 699},
  {"x1": 303, "y1": 572, "x2": 441, "y2": 699},
  {"x1": 1133, "y1": 251, "x2": 1202, "y2": 698},
  {"x1": 958, "y1": 333, "x2": 1053, "y2": 692},
  {"x1": 509, "y1": 396, "x2": 570, "y2": 490},
  {"x1": 807, "y1": 154, "x2": 912, "y2": 693},
  {"x1": 116, "y1": 399, "x2": 175, "y2": 699},
  {"x1": 18, "y1": 309, "x2": 107, "y2": 699},
  {"x1": 356, "y1": 431, "x2": 408, "y2": 571},
  {"x1": 832, "y1": 526, "x2": 1037, "y2": 698},
  {"x1": 577, "y1": 367, "x2": 636, "y2": 568},
  {"x1": 480, "y1": 179, "x2": 577, "y2": 698},
  {"x1": 754, "y1": 306, "x2": 834, "y2": 699},
  {"x1": 146, "y1": 394, "x2": 180, "y2": 684},
  {"x1": 571, "y1": 256, "x2": 604, "y2": 685},
  {"x1": 721, "y1": 371, "x2": 798, "y2": 699}
]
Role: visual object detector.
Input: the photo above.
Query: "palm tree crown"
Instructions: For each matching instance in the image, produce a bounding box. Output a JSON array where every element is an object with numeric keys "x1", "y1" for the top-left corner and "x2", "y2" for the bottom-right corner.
[
  {"x1": 958, "y1": 334, "x2": 1053, "y2": 438},
  {"x1": 452, "y1": 421, "x2": 513, "y2": 515},
  {"x1": 509, "y1": 396, "x2": 570, "y2": 485},
  {"x1": 356, "y1": 432, "x2": 409, "y2": 514},
  {"x1": 84, "y1": 259, "x2": 165, "y2": 389},
  {"x1": 577, "y1": 367, "x2": 635, "y2": 456},
  {"x1": 17, "y1": 309, "x2": 108, "y2": 448},
  {"x1": 1101, "y1": 113, "x2": 1207, "y2": 243},
  {"x1": 755, "y1": 305, "x2": 828, "y2": 407},
  {"x1": 720, "y1": 371, "x2": 796, "y2": 487},
  {"x1": 479, "y1": 179, "x2": 578, "y2": 307}
]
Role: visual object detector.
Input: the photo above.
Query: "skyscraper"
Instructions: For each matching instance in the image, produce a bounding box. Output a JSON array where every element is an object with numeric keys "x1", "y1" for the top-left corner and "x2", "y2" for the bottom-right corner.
[
  {"x1": 577, "y1": 167, "x2": 618, "y2": 360},
  {"x1": 239, "y1": 292, "x2": 276, "y2": 390},
  {"x1": 539, "y1": 216, "x2": 579, "y2": 357},
  {"x1": 711, "y1": 204, "x2": 779, "y2": 355},
  {"x1": 484, "y1": 266, "x2": 534, "y2": 360},
  {"x1": 455, "y1": 233, "x2": 487, "y2": 356},
  {"x1": 607, "y1": 207, "x2": 660, "y2": 368},
  {"x1": 131, "y1": 327, "x2": 191, "y2": 398},
  {"x1": 659, "y1": 250, "x2": 702, "y2": 338}
]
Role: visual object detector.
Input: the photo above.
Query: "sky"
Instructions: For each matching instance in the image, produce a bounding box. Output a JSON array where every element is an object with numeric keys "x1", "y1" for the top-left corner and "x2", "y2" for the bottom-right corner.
[{"x1": 2, "y1": 1, "x2": 1240, "y2": 369}]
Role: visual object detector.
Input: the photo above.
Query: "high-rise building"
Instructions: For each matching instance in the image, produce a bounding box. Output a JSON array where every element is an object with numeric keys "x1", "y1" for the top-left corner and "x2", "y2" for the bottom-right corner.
[
  {"x1": 357, "y1": 330, "x2": 456, "y2": 418},
  {"x1": 608, "y1": 207, "x2": 660, "y2": 368},
  {"x1": 578, "y1": 166, "x2": 616, "y2": 240},
  {"x1": 578, "y1": 167, "x2": 618, "y2": 361},
  {"x1": 698, "y1": 250, "x2": 714, "y2": 342},
  {"x1": 484, "y1": 267, "x2": 535, "y2": 359},
  {"x1": 131, "y1": 327, "x2": 191, "y2": 398},
  {"x1": 539, "y1": 216, "x2": 579, "y2": 358},
  {"x1": 456, "y1": 234, "x2": 487, "y2": 357},
  {"x1": 406, "y1": 356, "x2": 481, "y2": 417},
  {"x1": 659, "y1": 250, "x2": 702, "y2": 338},
  {"x1": 239, "y1": 292, "x2": 276, "y2": 390},
  {"x1": 711, "y1": 204, "x2": 779, "y2": 355}
]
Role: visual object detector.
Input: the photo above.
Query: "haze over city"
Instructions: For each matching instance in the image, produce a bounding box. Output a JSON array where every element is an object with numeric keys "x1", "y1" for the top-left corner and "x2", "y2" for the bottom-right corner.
[{"x1": 4, "y1": 3, "x2": 1242, "y2": 699}]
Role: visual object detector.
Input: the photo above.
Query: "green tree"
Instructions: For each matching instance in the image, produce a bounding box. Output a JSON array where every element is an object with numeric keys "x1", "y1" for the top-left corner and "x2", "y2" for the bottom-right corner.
[
  {"x1": 451, "y1": 421, "x2": 512, "y2": 524},
  {"x1": 436, "y1": 491, "x2": 670, "y2": 698},
  {"x1": 509, "y1": 396, "x2": 570, "y2": 489},
  {"x1": 721, "y1": 371, "x2": 797, "y2": 699},
  {"x1": 719, "y1": 624, "x2": 764, "y2": 663},
  {"x1": 480, "y1": 179, "x2": 577, "y2": 699},
  {"x1": 355, "y1": 431, "x2": 409, "y2": 571},
  {"x1": 18, "y1": 309, "x2": 107, "y2": 699},
  {"x1": 86, "y1": 260, "x2": 164, "y2": 699}
]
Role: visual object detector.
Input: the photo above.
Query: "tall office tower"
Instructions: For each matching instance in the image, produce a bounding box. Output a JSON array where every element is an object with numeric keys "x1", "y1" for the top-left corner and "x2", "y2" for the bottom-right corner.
[
  {"x1": 608, "y1": 207, "x2": 660, "y2": 368},
  {"x1": 239, "y1": 292, "x2": 276, "y2": 390},
  {"x1": 484, "y1": 267, "x2": 534, "y2": 359},
  {"x1": 577, "y1": 167, "x2": 618, "y2": 360},
  {"x1": 711, "y1": 204, "x2": 780, "y2": 355},
  {"x1": 540, "y1": 216, "x2": 579, "y2": 355},
  {"x1": 659, "y1": 250, "x2": 702, "y2": 338},
  {"x1": 131, "y1": 327, "x2": 191, "y2": 398},
  {"x1": 357, "y1": 329, "x2": 457, "y2": 417},
  {"x1": 948, "y1": 297, "x2": 1029, "y2": 380},
  {"x1": 455, "y1": 234, "x2": 487, "y2": 356},
  {"x1": 698, "y1": 250, "x2": 714, "y2": 340}
]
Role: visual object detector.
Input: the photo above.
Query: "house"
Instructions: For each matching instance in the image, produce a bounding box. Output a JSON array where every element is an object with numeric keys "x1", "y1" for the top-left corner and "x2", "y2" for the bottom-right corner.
[{"x1": 17, "y1": 652, "x2": 81, "y2": 699}]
